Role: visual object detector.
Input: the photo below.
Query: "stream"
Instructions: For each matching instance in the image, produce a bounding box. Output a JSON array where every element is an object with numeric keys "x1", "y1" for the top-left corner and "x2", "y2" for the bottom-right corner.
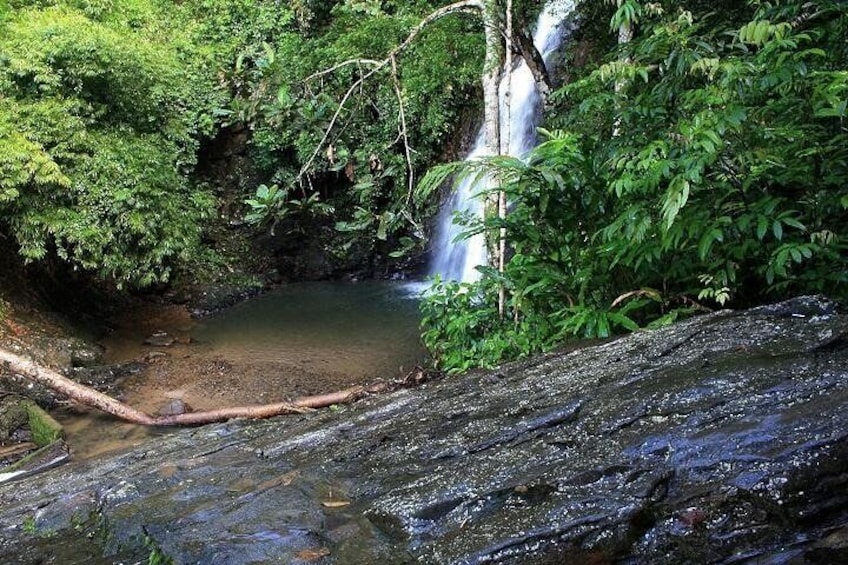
[{"x1": 54, "y1": 281, "x2": 426, "y2": 459}]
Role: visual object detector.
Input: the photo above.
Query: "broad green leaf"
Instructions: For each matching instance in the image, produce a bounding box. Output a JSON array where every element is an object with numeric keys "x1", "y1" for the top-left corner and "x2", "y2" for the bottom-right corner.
[{"x1": 772, "y1": 221, "x2": 783, "y2": 241}]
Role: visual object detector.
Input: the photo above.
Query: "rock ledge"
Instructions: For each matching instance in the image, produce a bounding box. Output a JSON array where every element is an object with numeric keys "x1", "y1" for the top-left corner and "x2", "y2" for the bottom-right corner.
[{"x1": 0, "y1": 296, "x2": 846, "y2": 564}]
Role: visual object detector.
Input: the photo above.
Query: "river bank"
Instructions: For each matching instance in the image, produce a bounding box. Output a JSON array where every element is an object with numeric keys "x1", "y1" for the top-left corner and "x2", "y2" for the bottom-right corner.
[{"x1": 2, "y1": 280, "x2": 425, "y2": 460}]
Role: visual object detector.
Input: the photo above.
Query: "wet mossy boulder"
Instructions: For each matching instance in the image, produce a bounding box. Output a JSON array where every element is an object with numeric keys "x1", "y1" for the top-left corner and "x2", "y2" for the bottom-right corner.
[
  {"x1": 0, "y1": 398, "x2": 67, "y2": 484},
  {"x1": 22, "y1": 401, "x2": 63, "y2": 448},
  {"x1": 0, "y1": 398, "x2": 61, "y2": 447},
  {"x1": 0, "y1": 296, "x2": 846, "y2": 563}
]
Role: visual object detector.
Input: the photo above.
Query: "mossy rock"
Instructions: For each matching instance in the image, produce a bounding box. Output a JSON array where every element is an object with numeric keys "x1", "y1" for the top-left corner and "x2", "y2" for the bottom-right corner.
[
  {"x1": 0, "y1": 401, "x2": 67, "y2": 483},
  {"x1": 22, "y1": 400, "x2": 63, "y2": 447}
]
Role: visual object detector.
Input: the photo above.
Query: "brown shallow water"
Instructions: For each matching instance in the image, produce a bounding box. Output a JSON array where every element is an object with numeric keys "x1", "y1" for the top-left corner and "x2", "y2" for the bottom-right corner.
[{"x1": 56, "y1": 281, "x2": 426, "y2": 459}]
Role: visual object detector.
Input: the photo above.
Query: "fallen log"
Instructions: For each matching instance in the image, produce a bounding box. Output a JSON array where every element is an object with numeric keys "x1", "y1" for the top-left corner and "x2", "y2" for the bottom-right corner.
[
  {"x1": 0, "y1": 348, "x2": 371, "y2": 426},
  {"x1": 153, "y1": 386, "x2": 370, "y2": 426}
]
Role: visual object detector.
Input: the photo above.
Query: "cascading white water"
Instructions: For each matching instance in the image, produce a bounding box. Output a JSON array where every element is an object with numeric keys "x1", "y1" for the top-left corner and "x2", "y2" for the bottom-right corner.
[{"x1": 428, "y1": 0, "x2": 575, "y2": 282}]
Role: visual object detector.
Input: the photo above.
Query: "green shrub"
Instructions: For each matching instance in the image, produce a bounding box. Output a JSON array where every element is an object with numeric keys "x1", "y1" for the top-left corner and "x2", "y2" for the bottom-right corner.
[{"x1": 0, "y1": 1, "x2": 221, "y2": 286}]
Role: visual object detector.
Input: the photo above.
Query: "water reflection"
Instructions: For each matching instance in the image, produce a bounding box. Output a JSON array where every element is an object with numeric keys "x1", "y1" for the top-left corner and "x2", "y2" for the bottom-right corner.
[{"x1": 192, "y1": 281, "x2": 425, "y2": 378}]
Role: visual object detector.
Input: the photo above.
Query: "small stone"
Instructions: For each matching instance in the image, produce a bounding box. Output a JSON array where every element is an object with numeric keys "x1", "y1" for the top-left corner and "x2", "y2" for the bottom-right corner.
[
  {"x1": 144, "y1": 351, "x2": 168, "y2": 362},
  {"x1": 143, "y1": 331, "x2": 175, "y2": 347},
  {"x1": 678, "y1": 507, "x2": 707, "y2": 527},
  {"x1": 157, "y1": 399, "x2": 192, "y2": 417}
]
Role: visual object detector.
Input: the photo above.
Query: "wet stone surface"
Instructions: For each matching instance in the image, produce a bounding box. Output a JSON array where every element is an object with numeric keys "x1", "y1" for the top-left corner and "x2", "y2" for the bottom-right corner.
[{"x1": 0, "y1": 296, "x2": 847, "y2": 563}]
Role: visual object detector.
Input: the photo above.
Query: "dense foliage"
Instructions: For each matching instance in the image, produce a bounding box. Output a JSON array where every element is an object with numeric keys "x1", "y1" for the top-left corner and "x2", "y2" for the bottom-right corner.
[
  {"x1": 0, "y1": 0, "x2": 485, "y2": 285},
  {"x1": 237, "y1": 0, "x2": 485, "y2": 260},
  {"x1": 0, "y1": 0, "x2": 224, "y2": 285},
  {"x1": 421, "y1": 0, "x2": 848, "y2": 372}
]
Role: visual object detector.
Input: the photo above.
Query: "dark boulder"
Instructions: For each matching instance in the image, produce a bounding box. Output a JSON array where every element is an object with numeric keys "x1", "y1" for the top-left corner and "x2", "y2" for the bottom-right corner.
[{"x1": 0, "y1": 296, "x2": 846, "y2": 563}]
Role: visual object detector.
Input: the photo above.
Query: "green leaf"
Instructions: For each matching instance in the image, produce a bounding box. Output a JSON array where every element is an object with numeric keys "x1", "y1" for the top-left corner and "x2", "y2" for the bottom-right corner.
[
  {"x1": 376, "y1": 212, "x2": 389, "y2": 240},
  {"x1": 782, "y1": 217, "x2": 806, "y2": 231},
  {"x1": 277, "y1": 85, "x2": 291, "y2": 107},
  {"x1": 756, "y1": 216, "x2": 768, "y2": 240},
  {"x1": 772, "y1": 220, "x2": 783, "y2": 241},
  {"x1": 698, "y1": 228, "x2": 723, "y2": 260}
]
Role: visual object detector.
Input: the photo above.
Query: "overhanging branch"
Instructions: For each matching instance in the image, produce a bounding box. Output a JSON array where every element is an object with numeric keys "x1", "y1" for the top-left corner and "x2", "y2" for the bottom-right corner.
[{"x1": 297, "y1": 0, "x2": 483, "y2": 183}]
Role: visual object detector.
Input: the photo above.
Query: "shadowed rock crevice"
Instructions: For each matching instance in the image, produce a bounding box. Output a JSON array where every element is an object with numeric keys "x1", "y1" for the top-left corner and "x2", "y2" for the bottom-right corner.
[{"x1": 0, "y1": 296, "x2": 846, "y2": 563}]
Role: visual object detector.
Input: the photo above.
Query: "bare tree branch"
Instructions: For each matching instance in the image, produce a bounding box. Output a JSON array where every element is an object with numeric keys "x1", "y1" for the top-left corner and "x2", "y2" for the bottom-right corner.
[
  {"x1": 297, "y1": 0, "x2": 483, "y2": 183},
  {"x1": 1, "y1": 348, "x2": 159, "y2": 425},
  {"x1": 304, "y1": 59, "x2": 381, "y2": 84},
  {"x1": 390, "y1": 55, "x2": 415, "y2": 205}
]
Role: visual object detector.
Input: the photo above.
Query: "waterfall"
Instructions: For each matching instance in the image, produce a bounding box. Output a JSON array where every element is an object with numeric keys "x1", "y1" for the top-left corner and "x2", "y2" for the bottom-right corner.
[{"x1": 428, "y1": 0, "x2": 574, "y2": 283}]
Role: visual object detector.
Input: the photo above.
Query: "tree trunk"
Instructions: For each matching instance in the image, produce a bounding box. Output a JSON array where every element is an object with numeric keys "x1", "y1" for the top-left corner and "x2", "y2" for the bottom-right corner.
[
  {"x1": 497, "y1": 0, "x2": 513, "y2": 319},
  {"x1": 481, "y1": 0, "x2": 503, "y2": 274},
  {"x1": 613, "y1": 0, "x2": 635, "y2": 137},
  {"x1": 481, "y1": 0, "x2": 502, "y2": 160},
  {"x1": 512, "y1": 27, "x2": 551, "y2": 99}
]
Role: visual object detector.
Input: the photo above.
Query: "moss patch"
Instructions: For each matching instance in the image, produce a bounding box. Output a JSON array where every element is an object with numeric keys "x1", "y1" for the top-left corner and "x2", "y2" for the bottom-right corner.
[{"x1": 22, "y1": 401, "x2": 63, "y2": 446}]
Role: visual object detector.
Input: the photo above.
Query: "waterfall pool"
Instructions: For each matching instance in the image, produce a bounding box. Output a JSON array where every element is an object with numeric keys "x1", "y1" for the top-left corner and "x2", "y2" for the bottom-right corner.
[{"x1": 55, "y1": 281, "x2": 427, "y2": 459}]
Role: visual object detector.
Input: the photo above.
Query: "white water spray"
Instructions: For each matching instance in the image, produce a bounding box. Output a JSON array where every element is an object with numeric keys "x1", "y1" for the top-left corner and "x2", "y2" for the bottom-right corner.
[{"x1": 428, "y1": 0, "x2": 574, "y2": 282}]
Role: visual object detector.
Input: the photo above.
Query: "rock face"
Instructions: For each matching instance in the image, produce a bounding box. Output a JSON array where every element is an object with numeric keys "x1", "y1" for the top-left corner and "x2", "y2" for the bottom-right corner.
[{"x1": 0, "y1": 296, "x2": 846, "y2": 563}]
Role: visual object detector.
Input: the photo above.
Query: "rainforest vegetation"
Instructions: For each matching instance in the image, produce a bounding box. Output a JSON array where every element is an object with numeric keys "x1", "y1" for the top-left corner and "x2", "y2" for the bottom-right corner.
[{"x1": 1, "y1": 0, "x2": 846, "y2": 372}]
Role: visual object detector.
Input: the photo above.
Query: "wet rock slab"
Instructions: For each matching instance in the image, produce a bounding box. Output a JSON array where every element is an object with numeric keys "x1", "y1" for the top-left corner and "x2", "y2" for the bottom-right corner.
[{"x1": 0, "y1": 296, "x2": 846, "y2": 563}]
